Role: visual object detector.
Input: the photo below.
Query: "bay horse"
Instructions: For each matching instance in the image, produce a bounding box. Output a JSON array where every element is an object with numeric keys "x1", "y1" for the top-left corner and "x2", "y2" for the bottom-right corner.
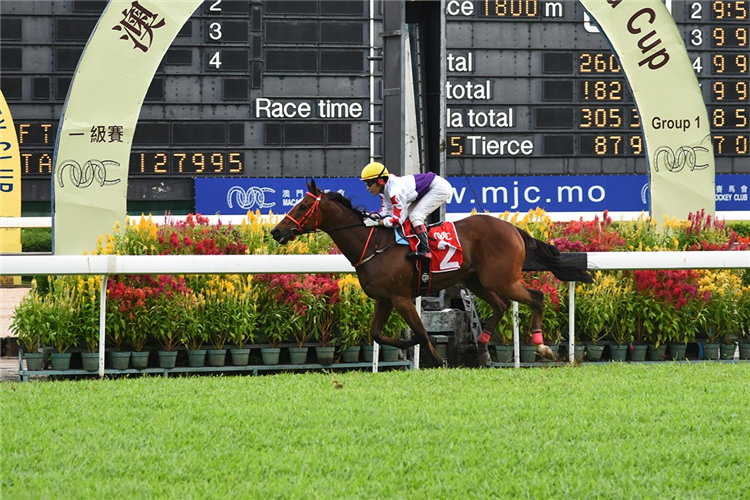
[{"x1": 271, "y1": 179, "x2": 593, "y2": 367}]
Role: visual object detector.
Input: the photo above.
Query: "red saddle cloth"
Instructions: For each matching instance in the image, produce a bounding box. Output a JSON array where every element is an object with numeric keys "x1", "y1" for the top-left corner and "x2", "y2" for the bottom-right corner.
[{"x1": 402, "y1": 220, "x2": 463, "y2": 273}]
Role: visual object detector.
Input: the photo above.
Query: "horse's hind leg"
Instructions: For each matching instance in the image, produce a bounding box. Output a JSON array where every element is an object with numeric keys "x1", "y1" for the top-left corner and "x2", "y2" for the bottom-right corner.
[
  {"x1": 495, "y1": 281, "x2": 554, "y2": 361},
  {"x1": 370, "y1": 300, "x2": 420, "y2": 350},
  {"x1": 387, "y1": 295, "x2": 445, "y2": 367},
  {"x1": 464, "y1": 276, "x2": 510, "y2": 365}
]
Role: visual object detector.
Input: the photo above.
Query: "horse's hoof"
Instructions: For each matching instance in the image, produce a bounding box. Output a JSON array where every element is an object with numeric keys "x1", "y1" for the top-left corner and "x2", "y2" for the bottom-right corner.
[
  {"x1": 536, "y1": 344, "x2": 554, "y2": 360},
  {"x1": 477, "y1": 351, "x2": 490, "y2": 366}
]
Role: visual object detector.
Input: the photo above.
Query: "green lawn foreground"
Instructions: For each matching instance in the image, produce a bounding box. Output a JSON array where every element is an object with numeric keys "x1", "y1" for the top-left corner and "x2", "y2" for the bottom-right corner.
[{"x1": 1, "y1": 363, "x2": 749, "y2": 499}]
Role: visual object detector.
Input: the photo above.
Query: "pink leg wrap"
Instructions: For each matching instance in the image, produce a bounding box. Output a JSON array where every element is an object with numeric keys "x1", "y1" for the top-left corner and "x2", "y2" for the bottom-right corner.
[
  {"x1": 531, "y1": 330, "x2": 544, "y2": 345},
  {"x1": 478, "y1": 330, "x2": 492, "y2": 345}
]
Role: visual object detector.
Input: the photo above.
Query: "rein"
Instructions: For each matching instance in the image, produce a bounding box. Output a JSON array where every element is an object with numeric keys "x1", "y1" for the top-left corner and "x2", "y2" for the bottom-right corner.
[{"x1": 282, "y1": 191, "x2": 395, "y2": 267}]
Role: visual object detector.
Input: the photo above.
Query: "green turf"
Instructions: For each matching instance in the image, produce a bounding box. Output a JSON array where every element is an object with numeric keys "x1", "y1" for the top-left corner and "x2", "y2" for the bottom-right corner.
[{"x1": 2, "y1": 363, "x2": 749, "y2": 499}]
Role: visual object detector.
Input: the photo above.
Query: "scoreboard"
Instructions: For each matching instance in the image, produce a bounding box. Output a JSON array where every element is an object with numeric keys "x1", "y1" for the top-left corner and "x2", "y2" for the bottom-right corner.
[
  {"x1": 1, "y1": 0, "x2": 378, "y2": 213},
  {"x1": 0, "y1": 0, "x2": 747, "y2": 213},
  {"x1": 444, "y1": 0, "x2": 748, "y2": 176}
]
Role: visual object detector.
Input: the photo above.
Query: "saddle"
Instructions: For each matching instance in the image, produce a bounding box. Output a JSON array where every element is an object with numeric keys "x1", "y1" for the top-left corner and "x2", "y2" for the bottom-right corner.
[{"x1": 396, "y1": 221, "x2": 464, "y2": 297}]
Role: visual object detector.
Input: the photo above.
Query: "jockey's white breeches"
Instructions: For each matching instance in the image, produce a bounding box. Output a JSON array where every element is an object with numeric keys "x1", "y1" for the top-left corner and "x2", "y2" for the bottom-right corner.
[{"x1": 407, "y1": 176, "x2": 452, "y2": 227}]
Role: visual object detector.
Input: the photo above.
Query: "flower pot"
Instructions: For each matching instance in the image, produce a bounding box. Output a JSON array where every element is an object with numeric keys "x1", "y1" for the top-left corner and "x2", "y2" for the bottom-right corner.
[
  {"x1": 666, "y1": 343, "x2": 687, "y2": 361},
  {"x1": 378, "y1": 345, "x2": 399, "y2": 363},
  {"x1": 341, "y1": 346, "x2": 361, "y2": 363},
  {"x1": 230, "y1": 348, "x2": 250, "y2": 366},
  {"x1": 494, "y1": 344, "x2": 514, "y2": 363},
  {"x1": 207, "y1": 349, "x2": 226, "y2": 366},
  {"x1": 187, "y1": 349, "x2": 207, "y2": 367},
  {"x1": 361, "y1": 345, "x2": 375, "y2": 363},
  {"x1": 131, "y1": 351, "x2": 150, "y2": 369},
  {"x1": 261, "y1": 347, "x2": 280, "y2": 365},
  {"x1": 585, "y1": 344, "x2": 605, "y2": 362},
  {"x1": 719, "y1": 343, "x2": 736, "y2": 360},
  {"x1": 573, "y1": 345, "x2": 585, "y2": 363},
  {"x1": 289, "y1": 347, "x2": 309, "y2": 365},
  {"x1": 316, "y1": 346, "x2": 336, "y2": 365},
  {"x1": 702, "y1": 342, "x2": 720, "y2": 360},
  {"x1": 520, "y1": 345, "x2": 537, "y2": 363},
  {"x1": 630, "y1": 344, "x2": 648, "y2": 362},
  {"x1": 609, "y1": 344, "x2": 628, "y2": 362},
  {"x1": 50, "y1": 352, "x2": 72, "y2": 371},
  {"x1": 23, "y1": 352, "x2": 44, "y2": 371},
  {"x1": 157, "y1": 350, "x2": 178, "y2": 369},
  {"x1": 81, "y1": 352, "x2": 100, "y2": 371},
  {"x1": 738, "y1": 341, "x2": 750, "y2": 360},
  {"x1": 647, "y1": 344, "x2": 666, "y2": 361},
  {"x1": 110, "y1": 351, "x2": 131, "y2": 370}
]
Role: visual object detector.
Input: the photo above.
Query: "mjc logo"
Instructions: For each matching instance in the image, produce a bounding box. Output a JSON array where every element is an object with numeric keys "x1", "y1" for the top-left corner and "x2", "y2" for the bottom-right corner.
[{"x1": 433, "y1": 231, "x2": 453, "y2": 241}]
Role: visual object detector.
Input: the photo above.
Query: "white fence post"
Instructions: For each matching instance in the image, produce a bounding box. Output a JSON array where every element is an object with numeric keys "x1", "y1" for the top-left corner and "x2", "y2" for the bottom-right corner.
[
  {"x1": 513, "y1": 301, "x2": 520, "y2": 369},
  {"x1": 98, "y1": 274, "x2": 108, "y2": 378},
  {"x1": 569, "y1": 281, "x2": 575, "y2": 365}
]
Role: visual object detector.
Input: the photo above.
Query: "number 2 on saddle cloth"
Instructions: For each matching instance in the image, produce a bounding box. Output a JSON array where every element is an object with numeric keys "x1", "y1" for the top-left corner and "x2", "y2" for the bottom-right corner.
[{"x1": 399, "y1": 220, "x2": 463, "y2": 296}]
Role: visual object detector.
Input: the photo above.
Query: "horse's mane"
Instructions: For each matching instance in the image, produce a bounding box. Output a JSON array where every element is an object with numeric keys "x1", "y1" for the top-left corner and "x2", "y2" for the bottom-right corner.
[{"x1": 325, "y1": 191, "x2": 367, "y2": 220}]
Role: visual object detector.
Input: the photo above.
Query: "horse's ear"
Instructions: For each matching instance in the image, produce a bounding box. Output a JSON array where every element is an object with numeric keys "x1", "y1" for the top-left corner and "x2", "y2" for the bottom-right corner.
[{"x1": 308, "y1": 178, "x2": 319, "y2": 194}]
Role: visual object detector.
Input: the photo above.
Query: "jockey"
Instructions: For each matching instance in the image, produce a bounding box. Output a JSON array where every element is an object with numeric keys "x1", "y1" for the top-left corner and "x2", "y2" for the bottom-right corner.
[{"x1": 360, "y1": 161, "x2": 452, "y2": 260}]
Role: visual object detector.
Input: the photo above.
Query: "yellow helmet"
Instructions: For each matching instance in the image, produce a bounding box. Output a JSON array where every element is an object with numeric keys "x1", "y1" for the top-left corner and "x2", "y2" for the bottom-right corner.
[{"x1": 360, "y1": 162, "x2": 389, "y2": 181}]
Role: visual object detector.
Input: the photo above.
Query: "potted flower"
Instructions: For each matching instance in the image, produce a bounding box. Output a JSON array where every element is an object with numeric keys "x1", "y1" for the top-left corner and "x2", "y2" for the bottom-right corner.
[
  {"x1": 106, "y1": 277, "x2": 138, "y2": 369},
  {"x1": 201, "y1": 276, "x2": 235, "y2": 367},
  {"x1": 609, "y1": 273, "x2": 635, "y2": 362},
  {"x1": 336, "y1": 275, "x2": 373, "y2": 363},
  {"x1": 182, "y1": 294, "x2": 208, "y2": 367},
  {"x1": 254, "y1": 274, "x2": 297, "y2": 365},
  {"x1": 632, "y1": 270, "x2": 699, "y2": 361},
  {"x1": 74, "y1": 276, "x2": 103, "y2": 371},
  {"x1": 45, "y1": 282, "x2": 79, "y2": 370},
  {"x1": 697, "y1": 269, "x2": 741, "y2": 360},
  {"x1": 257, "y1": 307, "x2": 292, "y2": 365},
  {"x1": 10, "y1": 281, "x2": 47, "y2": 371},
  {"x1": 380, "y1": 309, "x2": 408, "y2": 363},
  {"x1": 228, "y1": 276, "x2": 259, "y2": 366},
  {"x1": 150, "y1": 276, "x2": 190, "y2": 368},
  {"x1": 575, "y1": 271, "x2": 609, "y2": 361},
  {"x1": 304, "y1": 275, "x2": 340, "y2": 365},
  {"x1": 737, "y1": 285, "x2": 750, "y2": 360}
]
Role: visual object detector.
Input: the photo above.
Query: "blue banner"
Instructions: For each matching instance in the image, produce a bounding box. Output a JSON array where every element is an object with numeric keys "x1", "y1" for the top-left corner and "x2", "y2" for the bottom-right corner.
[{"x1": 196, "y1": 175, "x2": 749, "y2": 216}]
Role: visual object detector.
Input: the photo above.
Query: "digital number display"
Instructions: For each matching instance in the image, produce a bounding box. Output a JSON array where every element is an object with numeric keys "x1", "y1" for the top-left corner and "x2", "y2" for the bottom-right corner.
[
  {"x1": 480, "y1": 0, "x2": 540, "y2": 19},
  {"x1": 711, "y1": 1, "x2": 749, "y2": 21},
  {"x1": 129, "y1": 152, "x2": 244, "y2": 176}
]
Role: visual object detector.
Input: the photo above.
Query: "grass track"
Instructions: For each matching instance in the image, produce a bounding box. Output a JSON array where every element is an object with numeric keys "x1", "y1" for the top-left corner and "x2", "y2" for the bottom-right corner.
[{"x1": 2, "y1": 363, "x2": 749, "y2": 499}]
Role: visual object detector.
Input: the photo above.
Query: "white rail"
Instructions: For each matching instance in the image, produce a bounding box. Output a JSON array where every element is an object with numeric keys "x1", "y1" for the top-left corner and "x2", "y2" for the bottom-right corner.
[{"x1": 1, "y1": 251, "x2": 748, "y2": 376}]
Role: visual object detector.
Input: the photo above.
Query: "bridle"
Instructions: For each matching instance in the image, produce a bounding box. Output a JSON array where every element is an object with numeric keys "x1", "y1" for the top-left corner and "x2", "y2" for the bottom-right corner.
[{"x1": 281, "y1": 191, "x2": 321, "y2": 235}]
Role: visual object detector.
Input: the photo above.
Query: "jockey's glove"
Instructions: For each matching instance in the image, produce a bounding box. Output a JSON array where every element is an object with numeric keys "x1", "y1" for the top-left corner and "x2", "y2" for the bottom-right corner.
[{"x1": 363, "y1": 218, "x2": 379, "y2": 227}]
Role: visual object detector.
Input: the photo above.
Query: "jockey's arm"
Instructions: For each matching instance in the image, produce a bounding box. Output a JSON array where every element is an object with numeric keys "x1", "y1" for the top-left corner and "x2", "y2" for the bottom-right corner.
[{"x1": 381, "y1": 192, "x2": 408, "y2": 228}]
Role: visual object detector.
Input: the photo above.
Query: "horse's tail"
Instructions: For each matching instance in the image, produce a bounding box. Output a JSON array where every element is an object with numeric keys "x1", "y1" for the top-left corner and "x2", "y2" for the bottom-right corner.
[{"x1": 517, "y1": 228, "x2": 594, "y2": 283}]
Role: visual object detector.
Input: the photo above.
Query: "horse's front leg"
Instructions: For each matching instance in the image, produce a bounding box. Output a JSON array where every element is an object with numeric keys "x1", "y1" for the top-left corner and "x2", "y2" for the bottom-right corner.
[
  {"x1": 389, "y1": 296, "x2": 445, "y2": 367},
  {"x1": 370, "y1": 300, "x2": 418, "y2": 350}
]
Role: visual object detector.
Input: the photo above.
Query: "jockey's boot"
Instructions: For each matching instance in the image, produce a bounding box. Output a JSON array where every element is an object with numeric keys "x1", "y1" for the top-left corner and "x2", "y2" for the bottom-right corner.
[{"x1": 407, "y1": 225, "x2": 431, "y2": 260}]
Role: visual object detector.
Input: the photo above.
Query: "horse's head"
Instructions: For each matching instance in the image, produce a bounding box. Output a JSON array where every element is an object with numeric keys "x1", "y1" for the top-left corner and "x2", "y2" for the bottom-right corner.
[{"x1": 271, "y1": 178, "x2": 323, "y2": 244}]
